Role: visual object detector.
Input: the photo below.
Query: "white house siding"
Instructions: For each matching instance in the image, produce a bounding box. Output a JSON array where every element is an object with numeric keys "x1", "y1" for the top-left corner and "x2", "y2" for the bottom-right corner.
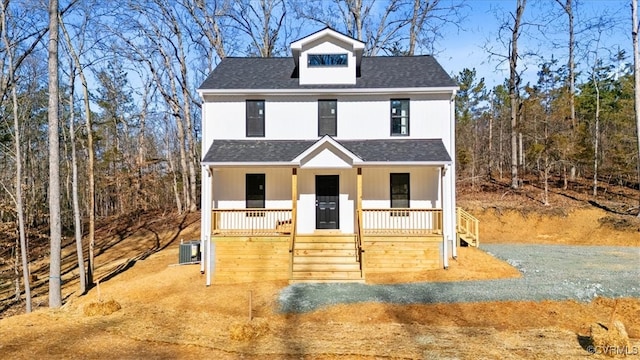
[
  {"x1": 361, "y1": 167, "x2": 440, "y2": 209},
  {"x1": 299, "y1": 40, "x2": 357, "y2": 85},
  {"x1": 202, "y1": 94, "x2": 453, "y2": 142},
  {"x1": 209, "y1": 167, "x2": 293, "y2": 231},
  {"x1": 200, "y1": 93, "x2": 456, "y2": 244},
  {"x1": 212, "y1": 167, "x2": 292, "y2": 209},
  {"x1": 361, "y1": 167, "x2": 443, "y2": 232},
  {"x1": 297, "y1": 169, "x2": 356, "y2": 234}
]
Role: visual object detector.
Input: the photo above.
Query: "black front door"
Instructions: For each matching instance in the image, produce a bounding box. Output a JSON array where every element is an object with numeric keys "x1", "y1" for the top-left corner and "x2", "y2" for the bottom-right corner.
[{"x1": 316, "y1": 175, "x2": 339, "y2": 229}]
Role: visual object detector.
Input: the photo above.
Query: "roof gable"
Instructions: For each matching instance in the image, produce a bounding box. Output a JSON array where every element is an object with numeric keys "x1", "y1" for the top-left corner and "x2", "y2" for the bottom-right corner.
[
  {"x1": 198, "y1": 56, "x2": 457, "y2": 91},
  {"x1": 290, "y1": 28, "x2": 364, "y2": 58},
  {"x1": 198, "y1": 27, "x2": 456, "y2": 92},
  {"x1": 202, "y1": 138, "x2": 452, "y2": 166},
  {"x1": 293, "y1": 135, "x2": 362, "y2": 168}
]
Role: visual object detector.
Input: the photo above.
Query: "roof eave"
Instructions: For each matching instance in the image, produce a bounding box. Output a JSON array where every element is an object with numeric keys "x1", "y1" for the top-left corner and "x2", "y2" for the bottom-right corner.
[
  {"x1": 202, "y1": 160, "x2": 451, "y2": 167},
  {"x1": 202, "y1": 161, "x2": 299, "y2": 167},
  {"x1": 358, "y1": 161, "x2": 452, "y2": 166},
  {"x1": 198, "y1": 86, "x2": 459, "y2": 97}
]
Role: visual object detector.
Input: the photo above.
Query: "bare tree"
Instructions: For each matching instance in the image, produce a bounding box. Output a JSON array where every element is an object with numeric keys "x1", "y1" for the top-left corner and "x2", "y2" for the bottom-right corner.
[
  {"x1": 0, "y1": 0, "x2": 32, "y2": 312},
  {"x1": 181, "y1": 0, "x2": 229, "y2": 69},
  {"x1": 48, "y1": 0, "x2": 62, "y2": 308},
  {"x1": 228, "y1": 0, "x2": 288, "y2": 57},
  {"x1": 555, "y1": 0, "x2": 577, "y2": 184},
  {"x1": 509, "y1": 0, "x2": 526, "y2": 189},
  {"x1": 406, "y1": 0, "x2": 466, "y2": 55},
  {"x1": 59, "y1": 14, "x2": 97, "y2": 286},
  {"x1": 633, "y1": 0, "x2": 640, "y2": 215},
  {"x1": 293, "y1": 0, "x2": 466, "y2": 56},
  {"x1": 64, "y1": 60, "x2": 87, "y2": 294}
]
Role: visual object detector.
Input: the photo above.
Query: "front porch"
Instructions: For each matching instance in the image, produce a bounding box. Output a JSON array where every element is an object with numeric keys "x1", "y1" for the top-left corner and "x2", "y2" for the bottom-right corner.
[
  {"x1": 200, "y1": 137, "x2": 471, "y2": 284},
  {"x1": 207, "y1": 206, "x2": 469, "y2": 284}
]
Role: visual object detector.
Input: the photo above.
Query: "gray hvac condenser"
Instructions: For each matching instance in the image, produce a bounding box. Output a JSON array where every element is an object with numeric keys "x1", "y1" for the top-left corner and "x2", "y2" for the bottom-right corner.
[{"x1": 179, "y1": 240, "x2": 201, "y2": 264}]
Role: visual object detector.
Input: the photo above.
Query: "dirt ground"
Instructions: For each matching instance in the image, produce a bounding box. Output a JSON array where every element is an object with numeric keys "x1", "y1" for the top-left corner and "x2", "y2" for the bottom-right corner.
[{"x1": 1, "y1": 200, "x2": 639, "y2": 359}]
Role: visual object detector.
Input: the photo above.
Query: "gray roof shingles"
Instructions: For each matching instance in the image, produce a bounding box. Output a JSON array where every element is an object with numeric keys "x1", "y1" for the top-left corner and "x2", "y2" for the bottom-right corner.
[
  {"x1": 202, "y1": 139, "x2": 451, "y2": 164},
  {"x1": 198, "y1": 56, "x2": 456, "y2": 90}
]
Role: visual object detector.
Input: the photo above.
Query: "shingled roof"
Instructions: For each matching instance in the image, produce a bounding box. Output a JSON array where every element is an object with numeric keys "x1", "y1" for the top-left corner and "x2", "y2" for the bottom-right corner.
[
  {"x1": 202, "y1": 138, "x2": 451, "y2": 164},
  {"x1": 198, "y1": 56, "x2": 456, "y2": 90}
]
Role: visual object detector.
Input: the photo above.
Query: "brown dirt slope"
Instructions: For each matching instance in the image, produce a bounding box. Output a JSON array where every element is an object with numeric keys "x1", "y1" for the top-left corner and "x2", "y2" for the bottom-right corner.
[{"x1": 0, "y1": 200, "x2": 639, "y2": 359}]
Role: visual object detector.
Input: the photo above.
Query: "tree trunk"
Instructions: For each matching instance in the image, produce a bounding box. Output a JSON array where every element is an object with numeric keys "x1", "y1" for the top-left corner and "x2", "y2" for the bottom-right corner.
[
  {"x1": 633, "y1": 0, "x2": 640, "y2": 216},
  {"x1": 488, "y1": 104, "x2": 494, "y2": 178},
  {"x1": 166, "y1": 129, "x2": 183, "y2": 213},
  {"x1": 67, "y1": 63, "x2": 87, "y2": 294},
  {"x1": 1, "y1": 0, "x2": 32, "y2": 313},
  {"x1": 48, "y1": 0, "x2": 62, "y2": 308},
  {"x1": 59, "y1": 17, "x2": 95, "y2": 287},
  {"x1": 593, "y1": 72, "x2": 600, "y2": 197},
  {"x1": 509, "y1": 0, "x2": 526, "y2": 189}
]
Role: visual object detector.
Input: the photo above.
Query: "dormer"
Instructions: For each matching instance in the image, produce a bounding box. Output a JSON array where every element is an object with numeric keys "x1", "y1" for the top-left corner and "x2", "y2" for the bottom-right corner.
[{"x1": 290, "y1": 28, "x2": 365, "y2": 85}]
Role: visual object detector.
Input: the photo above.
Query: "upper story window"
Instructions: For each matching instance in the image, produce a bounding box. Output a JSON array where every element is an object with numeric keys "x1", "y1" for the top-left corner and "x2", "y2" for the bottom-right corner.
[
  {"x1": 390, "y1": 99, "x2": 409, "y2": 136},
  {"x1": 246, "y1": 100, "x2": 265, "y2": 137},
  {"x1": 308, "y1": 53, "x2": 348, "y2": 67},
  {"x1": 318, "y1": 100, "x2": 337, "y2": 136}
]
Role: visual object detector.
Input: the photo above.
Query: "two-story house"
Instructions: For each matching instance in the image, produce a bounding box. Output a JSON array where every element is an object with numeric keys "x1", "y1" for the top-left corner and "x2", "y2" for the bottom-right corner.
[{"x1": 197, "y1": 28, "x2": 477, "y2": 285}]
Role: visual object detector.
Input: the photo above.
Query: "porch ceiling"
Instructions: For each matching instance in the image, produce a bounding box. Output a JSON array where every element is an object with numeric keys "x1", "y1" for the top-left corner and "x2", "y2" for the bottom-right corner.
[{"x1": 202, "y1": 138, "x2": 452, "y2": 166}]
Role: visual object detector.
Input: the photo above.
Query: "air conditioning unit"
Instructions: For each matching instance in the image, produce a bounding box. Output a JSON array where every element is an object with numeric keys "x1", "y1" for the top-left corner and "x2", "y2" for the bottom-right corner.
[{"x1": 179, "y1": 240, "x2": 201, "y2": 264}]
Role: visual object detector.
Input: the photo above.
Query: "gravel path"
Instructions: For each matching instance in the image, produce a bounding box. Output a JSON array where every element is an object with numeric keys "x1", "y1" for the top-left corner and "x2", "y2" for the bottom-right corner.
[{"x1": 279, "y1": 244, "x2": 640, "y2": 313}]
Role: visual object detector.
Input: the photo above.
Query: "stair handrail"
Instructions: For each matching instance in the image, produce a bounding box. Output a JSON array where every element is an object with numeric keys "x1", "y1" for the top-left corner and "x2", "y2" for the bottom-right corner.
[
  {"x1": 456, "y1": 207, "x2": 480, "y2": 246},
  {"x1": 356, "y1": 209, "x2": 363, "y2": 263}
]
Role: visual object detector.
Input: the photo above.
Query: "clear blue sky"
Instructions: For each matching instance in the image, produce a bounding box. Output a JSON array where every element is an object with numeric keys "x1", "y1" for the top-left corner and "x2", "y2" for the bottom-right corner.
[{"x1": 438, "y1": 0, "x2": 631, "y2": 88}]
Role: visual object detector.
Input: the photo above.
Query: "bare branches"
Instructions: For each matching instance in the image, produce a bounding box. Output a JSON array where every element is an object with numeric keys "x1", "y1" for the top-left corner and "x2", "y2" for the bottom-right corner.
[{"x1": 292, "y1": 0, "x2": 467, "y2": 56}]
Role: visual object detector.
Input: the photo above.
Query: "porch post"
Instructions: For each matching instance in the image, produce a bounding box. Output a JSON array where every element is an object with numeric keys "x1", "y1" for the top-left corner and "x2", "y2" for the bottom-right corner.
[
  {"x1": 356, "y1": 167, "x2": 364, "y2": 275},
  {"x1": 205, "y1": 166, "x2": 214, "y2": 286},
  {"x1": 440, "y1": 166, "x2": 449, "y2": 268},
  {"x1": 291, "y1": 168, "x2": 298, "y2": 233},
  {"x1": 356, "y1": 168, "x2": 362, "y2": 214},
  {"x1": 290, "y1": 168, "x2": 298, "y2": 278}
]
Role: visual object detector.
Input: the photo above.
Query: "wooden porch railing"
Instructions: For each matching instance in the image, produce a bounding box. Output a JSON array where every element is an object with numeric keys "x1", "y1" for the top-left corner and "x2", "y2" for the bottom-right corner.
[
  {"x1": 211, "y1": 209, "x2": 293, "y2": 235},
  {"x1": 361, "y1": 208, "x2": 443, "y2": 235},
  {"x1": 356, "y1": 209, "x2": 363, "y2": 262},
  {"x1": 456, "y1": 207, "x2": 479, "y2": 246}
]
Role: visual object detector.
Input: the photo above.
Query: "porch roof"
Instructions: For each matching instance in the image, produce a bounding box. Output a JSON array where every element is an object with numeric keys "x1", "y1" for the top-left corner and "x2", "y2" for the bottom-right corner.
[{"x1": 202, "y1": 138, "x2": 452, "y2": 166}]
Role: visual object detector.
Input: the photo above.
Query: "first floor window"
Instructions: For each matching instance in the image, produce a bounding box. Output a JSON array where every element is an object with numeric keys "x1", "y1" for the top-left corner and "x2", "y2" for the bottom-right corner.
[
  {"x1": 246, "y1": 100, "x2": 265, "y2": 137},
  {"x1": 390, "y1": 173, "x2": 410, "y2": 208},
  {"x1": 390, "y1": 99, "x2": 409, "y2": 136},
  {"x1": 246, "y1": 174, "x2": 265, "y2": 208}
]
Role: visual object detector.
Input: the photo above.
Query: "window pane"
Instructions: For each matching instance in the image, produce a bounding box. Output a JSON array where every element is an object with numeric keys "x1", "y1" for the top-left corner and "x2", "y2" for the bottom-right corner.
[
  {"x1": 246, "y1": 174, "x2": 265, "y2": 208},
  {"x1": 246, "y1": 100, "x2": 264, "y2": 137},
  {"x1": 390, "y1": 173, "x2": 409, "y2": 208},
  {"x1": 390, "y1": 99, "x2": 409, "y2": 136},
  {"x1": 318, "y1": 100, "x2": 337, "y2": 136},
  {"x1": 308, "y1": 54, "x2": 348, "y2": 66}
]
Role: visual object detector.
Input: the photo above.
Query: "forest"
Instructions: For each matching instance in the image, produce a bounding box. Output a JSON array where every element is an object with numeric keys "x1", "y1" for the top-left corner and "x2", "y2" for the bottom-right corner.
[{"x1": 0, "y1": 0, "x2": 638, "y2": 312}]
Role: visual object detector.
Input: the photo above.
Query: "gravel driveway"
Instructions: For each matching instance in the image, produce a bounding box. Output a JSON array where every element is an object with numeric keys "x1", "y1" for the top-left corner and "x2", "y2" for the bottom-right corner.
[{"x1": 279, "y1": 244, "x2": 640, "y2": 313}]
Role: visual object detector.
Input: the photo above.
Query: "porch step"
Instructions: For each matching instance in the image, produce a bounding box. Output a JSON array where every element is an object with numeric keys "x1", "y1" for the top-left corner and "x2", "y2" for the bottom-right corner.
[
  {"x1": 290, "y1": 235, "x2": 363, "y2": 283},
  {"x1": 459, "y1": 231, "x2": 478, "y2": 247}
]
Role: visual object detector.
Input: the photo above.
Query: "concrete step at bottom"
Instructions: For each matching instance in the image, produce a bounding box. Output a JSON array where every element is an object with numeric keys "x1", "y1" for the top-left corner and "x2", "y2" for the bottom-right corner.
[{"x1": 291, "y1": 270, "x2": 363, "y2": 281}]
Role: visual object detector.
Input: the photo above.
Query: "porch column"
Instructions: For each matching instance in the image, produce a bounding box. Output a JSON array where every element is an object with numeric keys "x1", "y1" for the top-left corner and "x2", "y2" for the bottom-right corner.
[
  {"x1": 290, "y1": 168, "x2": 298, "y2": 277},
  {"x1": 356, "y1": 168, "x2": 362, "y2": 215},
  {"x1": 440, "y1": 166, "x2": 449, "y2": 268},
  {"x1": 205, "y1": 166, "x2": 214, "y2": 286},
  {"x1": 291, "y1": 168, "x2": 298, "y2": 233}
]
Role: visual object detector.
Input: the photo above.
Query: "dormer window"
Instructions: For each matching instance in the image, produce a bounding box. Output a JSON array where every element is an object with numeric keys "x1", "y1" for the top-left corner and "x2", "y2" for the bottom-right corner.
[
  {"x1": 291, "y1": 28, "x2": 363, "y2": 85},
  {"x1": 308, "y1": 53, "x2": 348, "y2": 67}
]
